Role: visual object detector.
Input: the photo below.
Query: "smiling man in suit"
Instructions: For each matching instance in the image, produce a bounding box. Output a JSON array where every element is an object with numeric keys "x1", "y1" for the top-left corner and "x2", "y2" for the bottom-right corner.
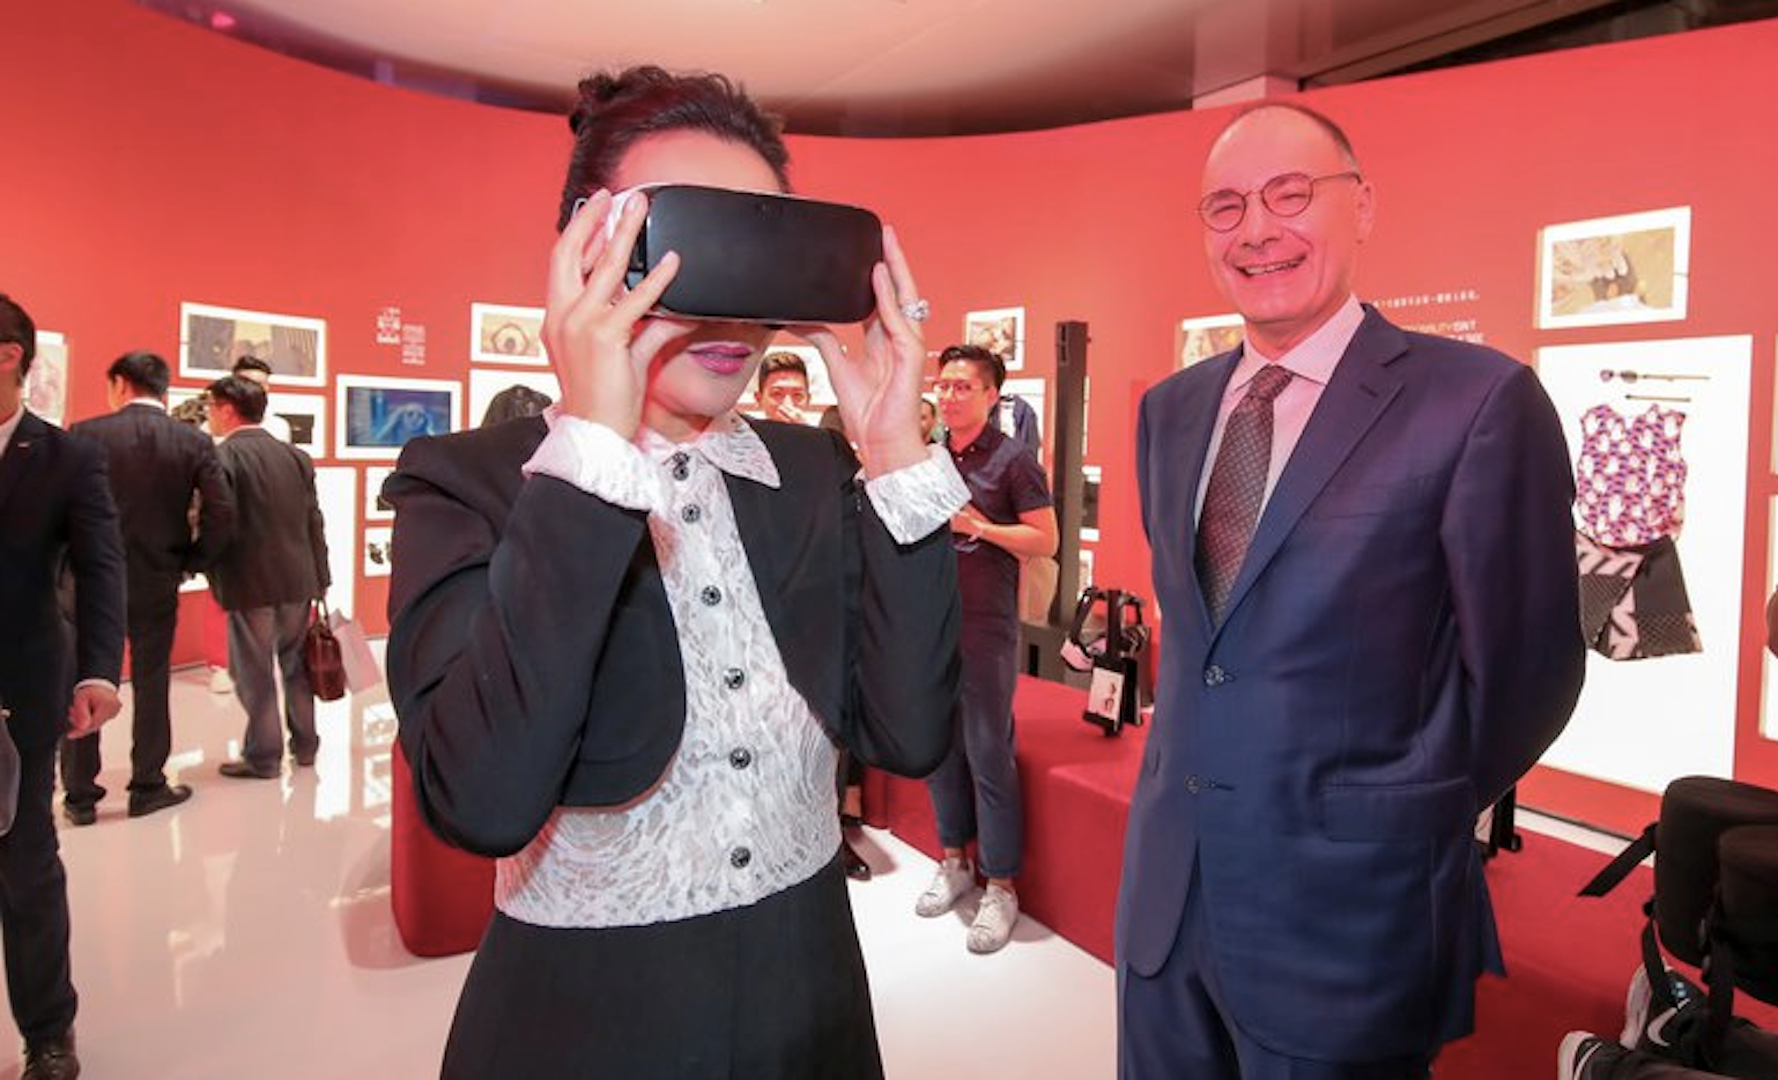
[
  {"x1": 1117, "y1": 104, "x2": 1586, "y2": 1079},
  {"x1": 61, "y1": 351, "x2": 233, "y2": 823},
  {"x1": 0, "y1": 292, "x2": 126, "y2": 1080}
]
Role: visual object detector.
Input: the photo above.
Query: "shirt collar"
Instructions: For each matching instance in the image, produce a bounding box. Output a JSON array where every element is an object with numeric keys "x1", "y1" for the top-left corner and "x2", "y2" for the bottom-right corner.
[
  {"x1": 0, "y1": 404, "x2": 25, "y2": 453},
  {"x1": 638, "y1": 412, "x2": 781, "y2": 489},
  {"x1": 1229, "y1": 294, "x2": 1365, "y2": 391},
  {"x1": 124, "y1": 397, "x2": 167, "y2": 412}
]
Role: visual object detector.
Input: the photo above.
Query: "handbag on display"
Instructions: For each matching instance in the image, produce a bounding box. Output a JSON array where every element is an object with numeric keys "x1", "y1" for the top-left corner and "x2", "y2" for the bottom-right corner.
[
  {"x1": 303, "y1": 601, "x2": 348, "y2": 702},
  {"x1": 0, "y1": 702, "x2": 18, "y2": 837},
  {"x1": 327, "y1": 607, "x2": 383, "y2": 693}
]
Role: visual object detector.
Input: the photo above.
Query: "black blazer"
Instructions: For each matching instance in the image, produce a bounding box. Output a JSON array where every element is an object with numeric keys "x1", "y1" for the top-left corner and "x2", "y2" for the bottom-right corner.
[
  {"x1": 209, "y1": 427, "x2": 329, "y2": 611},
  {"x1": 385, "y1": 416, "x2": 962, "y2": 856},
  {"x1": 70, "y1": 402, "x2": 233, "y2": 591},
  {"x1": 0, "y1": 413, "x2": 126, "y2": 749}
]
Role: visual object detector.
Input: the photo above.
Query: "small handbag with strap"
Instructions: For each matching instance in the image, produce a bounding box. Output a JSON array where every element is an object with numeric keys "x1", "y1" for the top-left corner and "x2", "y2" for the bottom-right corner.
[{"x1": 303, "y1": 600, "x2": 348, "y2": 702}]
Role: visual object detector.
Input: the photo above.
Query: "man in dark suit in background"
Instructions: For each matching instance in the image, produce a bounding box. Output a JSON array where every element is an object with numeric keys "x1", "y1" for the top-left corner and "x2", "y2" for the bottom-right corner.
[
  {"x1": 61, "y1": 351, "x2": 233, "y2": 823},
  {"x1": 1117, "y1": 104, "x2": 1585, "y2": 1079},
  {"x1": 0, "y1": 293, "x2": 126, "y2": 1080},
  {"x1": 203, "y1": 375, "x2": 329, "y2": 780}
]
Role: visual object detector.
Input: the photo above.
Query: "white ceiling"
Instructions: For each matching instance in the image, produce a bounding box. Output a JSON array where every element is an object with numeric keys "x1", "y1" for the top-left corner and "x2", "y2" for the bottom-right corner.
[{"x1": 134, "y1": 0, "x2": 1770, "y2": 136}]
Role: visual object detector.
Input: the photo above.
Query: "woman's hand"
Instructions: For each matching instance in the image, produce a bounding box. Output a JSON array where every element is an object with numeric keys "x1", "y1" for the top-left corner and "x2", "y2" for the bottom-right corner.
[
  {"x1": 541, "y1": 189, "x2": 692, "y2": 440},
  {"x1": 791, "y1": 225, "x2": 929, "y2": 477}
]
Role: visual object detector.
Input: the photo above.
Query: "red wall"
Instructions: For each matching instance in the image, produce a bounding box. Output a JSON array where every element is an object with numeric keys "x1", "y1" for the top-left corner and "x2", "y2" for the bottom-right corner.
[{"x1": 7, "y1": 0, "x2": 1776, "y2": 829}]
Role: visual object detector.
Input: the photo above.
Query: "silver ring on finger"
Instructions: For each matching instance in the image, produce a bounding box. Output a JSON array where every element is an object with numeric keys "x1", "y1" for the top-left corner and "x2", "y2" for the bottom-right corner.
[{"x1": 899, "y1": 298, "x2": 930, "y2": 323}]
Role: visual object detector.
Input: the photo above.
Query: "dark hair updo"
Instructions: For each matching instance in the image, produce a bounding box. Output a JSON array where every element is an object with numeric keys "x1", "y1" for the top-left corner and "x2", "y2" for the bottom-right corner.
[{"x1": 555, "y1": 65, "x2": 791, "y2": 233}]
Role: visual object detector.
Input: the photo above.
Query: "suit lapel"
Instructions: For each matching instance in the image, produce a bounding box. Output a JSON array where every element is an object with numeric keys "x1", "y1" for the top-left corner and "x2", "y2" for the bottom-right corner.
[
  {"x1": 724, "y1": 457, "x2": 788, "y2": 634},
  {"x1": 0, "y1": 412, "x2": 47, "y2": 521},
  {"x1": 1215, "y1": 311, "x2": 1408, "y2": 628}
]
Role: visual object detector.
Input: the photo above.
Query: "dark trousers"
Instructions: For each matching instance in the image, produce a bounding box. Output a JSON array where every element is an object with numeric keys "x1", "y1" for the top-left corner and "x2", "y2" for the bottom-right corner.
[
  {"x1": 227, "y1": 600, "x2": 317, "y2": 772},
  {"x1": 443, "y1": 855, "x2": 882, "y2": 1079},
  {"x1": 1120, "y1": 869, "x2": 1434, "y2": 1080},
  {"x1": 61, "y1": 576, "x2": 181, "y2": 803},
  {"x1": 0, "y1": 738, "x2": 78, "y2": 1044},
  {"x1": 925, "y1": 616, "x2": 1023, "y2": 879}
]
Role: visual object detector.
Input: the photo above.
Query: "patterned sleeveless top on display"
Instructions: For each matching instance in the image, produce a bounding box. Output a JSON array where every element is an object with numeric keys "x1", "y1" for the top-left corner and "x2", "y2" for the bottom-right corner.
[{"x1": 1573, "y1": 402, "x2": 1687, "y2": 549}]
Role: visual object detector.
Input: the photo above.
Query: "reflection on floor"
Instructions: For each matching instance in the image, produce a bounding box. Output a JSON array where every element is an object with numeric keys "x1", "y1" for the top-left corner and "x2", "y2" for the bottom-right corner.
[{"x1": 2, "y1": 655, "x2": 1117, "y2": 1079}]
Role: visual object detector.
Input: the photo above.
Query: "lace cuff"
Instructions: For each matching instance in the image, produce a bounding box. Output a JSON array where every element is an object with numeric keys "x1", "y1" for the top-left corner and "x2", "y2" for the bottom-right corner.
[
  {"x1": 521, "y1": 408, "x2": 665, "y2": 514},
  {"x1": 864, "y1": 444, "x2": 969, "y2": 544}
]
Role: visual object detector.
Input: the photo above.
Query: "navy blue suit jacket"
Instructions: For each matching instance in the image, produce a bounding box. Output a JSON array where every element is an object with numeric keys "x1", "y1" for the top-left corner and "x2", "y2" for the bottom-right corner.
[
  {"x1": 0, "y1": 412, "x2": 125, "y2": 749},
  {"x1": 1117, "y1": 308, "x2": 1585, "y2": 1060}
]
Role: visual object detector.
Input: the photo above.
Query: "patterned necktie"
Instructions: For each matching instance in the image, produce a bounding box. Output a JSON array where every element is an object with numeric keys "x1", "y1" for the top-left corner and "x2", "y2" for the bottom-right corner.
[{"x1": 1196, "y1": 364, "x2": 1293, "y2": 623}]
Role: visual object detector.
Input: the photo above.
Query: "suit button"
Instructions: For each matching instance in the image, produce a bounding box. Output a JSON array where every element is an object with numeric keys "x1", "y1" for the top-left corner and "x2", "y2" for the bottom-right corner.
[
  {"x1": 701, "y1": 586, "x2": 722, "y2": 606},
  {"x1": 1203, "y1": 665, "x2": 1226, "y2": 686},
  {"x1": 730, "y1": 846, "x2": 752, "y2": 869},
  {"x1": 1185, "y1": 775, "x2": 1203, "y2": 795},
  {"x1": 681, "y1": 504, "x2": 703, "y2": 524},
  {"x1": 723, "y1": 668, "x2": 746, "y2": 690},
  {"x1": 729, "y1": 747, "x2": 752, "y2": 770}
]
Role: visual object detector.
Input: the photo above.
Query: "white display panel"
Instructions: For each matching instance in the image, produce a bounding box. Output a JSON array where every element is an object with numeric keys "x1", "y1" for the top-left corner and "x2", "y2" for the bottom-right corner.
[
  {"x1": 1763, "y1": 495, "x2": 1778, "y2": 740},
  {"x1": 1536, "y1": 336, "x2": 1752, "y2": 793}
]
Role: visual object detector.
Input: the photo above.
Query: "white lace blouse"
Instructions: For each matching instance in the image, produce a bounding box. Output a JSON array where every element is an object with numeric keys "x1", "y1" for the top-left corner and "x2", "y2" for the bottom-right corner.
[{"x1": 498, "y1": 409, "x2": 966, "y2": 928}]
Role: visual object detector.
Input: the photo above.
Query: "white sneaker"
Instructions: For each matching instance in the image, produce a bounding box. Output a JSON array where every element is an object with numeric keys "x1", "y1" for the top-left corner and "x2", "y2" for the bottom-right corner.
[
  {"x1": 967, "y1": 884, "x2": 1019, "y2": 954},
  {"x1": 209, "y1": 667, "x2": 234, "y2": 694},
  {"x1": 914, "y1": 857, "x2": 975, "y2": 918}
]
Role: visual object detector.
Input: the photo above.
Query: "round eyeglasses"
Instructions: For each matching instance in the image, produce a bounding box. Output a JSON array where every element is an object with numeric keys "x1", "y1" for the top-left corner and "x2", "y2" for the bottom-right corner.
[{"x1": 1197, "y1": 171, "x2": 1363, "y2": 233}]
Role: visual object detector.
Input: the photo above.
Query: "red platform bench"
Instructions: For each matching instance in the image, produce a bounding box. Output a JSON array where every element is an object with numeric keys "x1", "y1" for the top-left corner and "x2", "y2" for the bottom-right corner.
[{"x1": 389, "y1": 676, "x2": 1143, "y2": 961}]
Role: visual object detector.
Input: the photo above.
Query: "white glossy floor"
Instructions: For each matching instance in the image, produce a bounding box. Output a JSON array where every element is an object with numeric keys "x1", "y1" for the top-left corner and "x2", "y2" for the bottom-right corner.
[{"x1": 3, "y1": 651, "x2": 1118, "y2": 1079}]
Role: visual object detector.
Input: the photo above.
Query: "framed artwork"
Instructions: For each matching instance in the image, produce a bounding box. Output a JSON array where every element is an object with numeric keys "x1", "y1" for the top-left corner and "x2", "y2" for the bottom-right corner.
[
  {"x1": 471, "y1": 303, "x2": 549, "y2": 366},
  {"x1": 1178, "y1": 314, "x2": 1245, "y2": 368},
  {"x1": 267, "y1": 393, "x2": 326, "y2": 455},
  {"x1": 179, "y1": 302, "x2": 327, "y2": 386},
  {"x1": 1080, "y1": 464, "x2": 1102, "y2": 543},
  {"x1": 468, "y1": 367, "x2": 561, "y2": 429},
  {"x1": 363, "y1": 465, "x2": 395, "y2": 521},
  {"x1": 27, "y1": 330, "x2": 68, "y2": 425},
  {"x1": 363, "y1": 526, "x2": 393, "y2": 578},
  {"x1": 964, "y1": 306, "x2": 1025, "y2": 372},
  {"x1": 1001, "y1": 376, "x2": 1047, "y2": 450},
  {"x1": 335, "y1": 375, "x2": 461, "y2": 460},
  {"x1": 1537, "y1": 207, "x2": 1691, "y2": 330}
]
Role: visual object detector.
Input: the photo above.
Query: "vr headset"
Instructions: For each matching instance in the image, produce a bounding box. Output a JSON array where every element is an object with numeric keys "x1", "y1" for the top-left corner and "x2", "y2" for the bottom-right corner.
[{"x1": 607, "y1": 184, "x2": 884, "y2": 326}]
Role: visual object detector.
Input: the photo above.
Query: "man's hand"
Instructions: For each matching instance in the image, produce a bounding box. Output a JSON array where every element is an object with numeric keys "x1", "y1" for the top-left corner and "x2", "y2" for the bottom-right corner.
[{"x1": 67, "y1": 683, "x2": 122, "y2": 738}]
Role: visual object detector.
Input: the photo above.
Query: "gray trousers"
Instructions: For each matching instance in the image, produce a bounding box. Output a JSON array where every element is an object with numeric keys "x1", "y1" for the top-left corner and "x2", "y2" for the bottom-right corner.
[{"x1": 226, "y1": 600, "x2": 318, "y2": 771}]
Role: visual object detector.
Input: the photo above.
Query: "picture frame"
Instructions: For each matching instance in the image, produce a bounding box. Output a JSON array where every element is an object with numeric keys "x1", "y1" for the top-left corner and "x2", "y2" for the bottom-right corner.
[
  {"x1": 363, "y1": 465, "x2": 395, "y2": 521},
  {"x1": 1178, "y1": 313, "x2": 1245, "y2": 368},
  {"x1": 964, "y1": 306, "x2": 1025, "y2": 372},
  {"x1": 363, "y1": 526, "x2": 393, "y2": 578},
  {"x1": 468, "y1": 367, "x2": 561, "y2": 429},
  {"x1": 1536, "y1": 207, "x2": 1691, "y2": 330},
  {"x1": 470, "y1": 303, "x2": 549, "y2": 366},
  {"x1": 27, "y1": 330, "x2": 69, "y2": 426},
  {"x1": 179, "y1": 301, "x2": 327, "y2": 386},
  {"x1": 334, "y1": 375, "x2": 461, "y2": 460}
]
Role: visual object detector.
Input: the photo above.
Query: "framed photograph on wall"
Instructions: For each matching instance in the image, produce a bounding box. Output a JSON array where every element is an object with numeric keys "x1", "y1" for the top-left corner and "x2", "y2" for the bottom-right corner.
[
  {"x1": 471, "y1": 303, "x2": 549, "y2": 366},
  {"x1": 964, "y1": 307, "x2": 1025, "y2": 372},
  {"x1": 468, "y1": 367, "x2": 561, "y2": 429},
  {"x1": 1536, "y1": 207, "x2": 1691, "y2": 330},
  {"x1": 27, "y1": 330, "x2": 69, "y2": 426},
  {"x1": 363, "y1": 465, "x2": 395, "y2": 521},
  {"x1": 363, "y1": 526, "x2": 393, "y2": 578},
  {"x1": 1178, "y1": 313, "x2": 1245, "y2": 368},
  {"x1": 179, "y1": 301, "x2": 327, "y2": 386},
  {"x1": 335, "y1": 375, "x2": 461, "y2": 460},
  {"x1": 267, "y1": 393, "x2": 326, "y2": 456}
]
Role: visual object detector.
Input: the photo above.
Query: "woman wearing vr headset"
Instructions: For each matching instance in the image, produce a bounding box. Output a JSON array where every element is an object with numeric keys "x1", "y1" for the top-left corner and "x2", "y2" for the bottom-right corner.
[{"x1": 383, "y1": 65, "x2": 967, "y2": 1078}]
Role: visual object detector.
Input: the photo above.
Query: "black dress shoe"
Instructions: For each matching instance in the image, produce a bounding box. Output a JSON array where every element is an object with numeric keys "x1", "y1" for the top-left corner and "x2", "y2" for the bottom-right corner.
[
  {"x1": 293, "y1": 749, "x2": 318, "y2": 767},
  {"x1": 22, "y1": 1028, "x2": 79, "y2": 1080},
  {"x1": 841, "y1": 837, "x2": 872, "y2": 881},
  {"x1": 62, "y1": 803, "x2": 97, "y2": 827},
  {"x1": 128, "y1": 783, "x2": 193, "y2": 818},
  {"x1": 218, "y1": 760, "x2": 279, "y2": 780}
]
